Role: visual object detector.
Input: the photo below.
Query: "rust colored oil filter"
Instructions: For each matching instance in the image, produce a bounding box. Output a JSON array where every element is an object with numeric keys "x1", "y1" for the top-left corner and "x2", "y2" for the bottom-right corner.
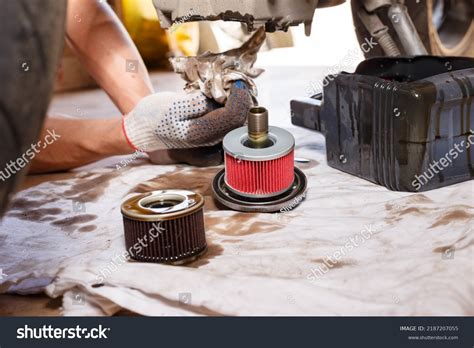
[{"x1": 121, "y1": 190, "x2": 206, "y2": 264}]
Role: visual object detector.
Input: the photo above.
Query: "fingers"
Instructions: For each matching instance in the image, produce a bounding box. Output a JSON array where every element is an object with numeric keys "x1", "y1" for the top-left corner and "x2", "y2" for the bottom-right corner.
[
  {"x1": 232, "y1": 80, "x2": 248, "y2": 90},
  {"x1": 133, "y1": 91, "x2": 216, "y2": 122},
  {"x1": 223, "y1": 82, "x2": 253, "y2": 126},
  {"x1": 175, "y1": 91, "x2": 218, "y2": 120},
  {"x1": 181, "y1": 86, "x2": 252, "y2": 147}
]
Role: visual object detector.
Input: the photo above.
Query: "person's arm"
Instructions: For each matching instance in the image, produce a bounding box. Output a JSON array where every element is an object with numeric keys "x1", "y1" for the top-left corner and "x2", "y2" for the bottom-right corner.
[
  {"x1": 31, "y1": 0, "x2": 152, "y2": 173},
  {"x1": 29, "y1": 117, "x2": 132, "y2": 173},
  {"x1": 65, "y1": 0, "x2": 153, "y2": 113},
  {"x1": 30, "y1": 1, "x2": 253, "y2": 174}
]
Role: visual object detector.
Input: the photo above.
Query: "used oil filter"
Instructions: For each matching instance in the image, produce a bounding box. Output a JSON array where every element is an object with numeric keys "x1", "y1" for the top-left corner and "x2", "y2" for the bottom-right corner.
[{"x1": 121, "y1": 190, "x2": 207, "y2": 264}]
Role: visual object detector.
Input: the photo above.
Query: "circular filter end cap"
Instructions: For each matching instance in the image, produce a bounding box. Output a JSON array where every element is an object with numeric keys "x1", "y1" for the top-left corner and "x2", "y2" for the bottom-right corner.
[{"x1": 212, "y1": 167, "x2": 307, "y2": 213}]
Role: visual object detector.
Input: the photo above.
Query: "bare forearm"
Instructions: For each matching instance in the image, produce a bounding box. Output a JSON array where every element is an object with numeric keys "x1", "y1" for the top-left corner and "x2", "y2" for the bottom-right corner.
[
  {"x1": 66, "y1": 0, "x2": 153, "y2": 113},
  {"x1": 29, "y1": 117, "x2": 133, "y2": 173},
  {"x1": 30, "y1": 0, "x2": 157, "y2": 173}
]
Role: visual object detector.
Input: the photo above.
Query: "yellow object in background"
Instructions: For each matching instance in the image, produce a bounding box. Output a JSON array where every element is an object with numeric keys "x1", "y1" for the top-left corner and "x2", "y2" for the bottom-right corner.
[
  {"x1": 168, "y1": 23, "x2": 200, "y2": 58},
  {"x1": 119, "y1": 0, "x2": 199, "y2": 67}
]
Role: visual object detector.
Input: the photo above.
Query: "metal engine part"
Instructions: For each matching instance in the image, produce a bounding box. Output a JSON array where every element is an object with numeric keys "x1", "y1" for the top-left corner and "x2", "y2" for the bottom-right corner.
[
  {"x1": 358, "y1": 8, "x2": 401, "y2": 56},
  {"x1": 152, "y1": 0, "x2": 320, "y2": 36},
  {"x1": 360, "y1": 0, "x2": 428, "y2": 55},
  {"x1": 361, "y1": 0, "x2": 391, "y2": 13},
  {"x1": 388, "y1": 3, "x2": 428, "y2": 55}
]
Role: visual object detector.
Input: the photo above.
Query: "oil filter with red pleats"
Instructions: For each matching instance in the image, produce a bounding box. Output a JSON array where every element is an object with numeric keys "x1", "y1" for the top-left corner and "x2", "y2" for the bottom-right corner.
[
  {"x1": 223, "y1": 107, "x2": 295, "y2": 198},
  {"x1": 212, "y1": 106, "x2": 307, "y2": 213},
  {"x1": 224, "y1": 150, "x2": 294, "y2": 196}
]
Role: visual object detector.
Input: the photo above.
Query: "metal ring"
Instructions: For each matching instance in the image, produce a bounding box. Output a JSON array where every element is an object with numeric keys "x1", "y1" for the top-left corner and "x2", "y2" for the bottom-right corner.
[
  {"x1": 212, "y1": 167, "x2": 308, "y2": 213},
  {"x1": 223, "y1": 126, "x2": 295, "y2": 161},
  {"x1": 121, "y1": 190, "x2": 204, "y2": 222}
]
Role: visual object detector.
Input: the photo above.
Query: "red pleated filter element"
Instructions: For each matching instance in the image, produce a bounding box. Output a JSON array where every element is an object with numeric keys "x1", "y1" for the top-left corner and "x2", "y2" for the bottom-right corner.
[
  {"x1": 225, "y1": 150, "x2": 295, "y2": 196},
  {"x1": 222, "y1": 105, "x2": 296, "y2": 198},
  {"x1": 214, "y1": 106, "x2": 308, "y2": 213}
]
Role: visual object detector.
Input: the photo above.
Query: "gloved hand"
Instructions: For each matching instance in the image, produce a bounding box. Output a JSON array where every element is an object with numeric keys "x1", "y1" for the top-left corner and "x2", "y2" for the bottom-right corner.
[{"x1": 122, "y1": 81, "x2": 252, "y2": 152}]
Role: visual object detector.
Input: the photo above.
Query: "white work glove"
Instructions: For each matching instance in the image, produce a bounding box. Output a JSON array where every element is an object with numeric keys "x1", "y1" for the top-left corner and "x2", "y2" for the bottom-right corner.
[{"x1": 122, "y1": 81, "x2": 252, "y2": 152}]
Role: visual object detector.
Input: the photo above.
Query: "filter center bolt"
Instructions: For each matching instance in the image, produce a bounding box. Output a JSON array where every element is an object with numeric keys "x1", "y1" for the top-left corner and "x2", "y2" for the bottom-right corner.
[{"x1": 247, "y1": 106, "x2": 270, "y2": 148}]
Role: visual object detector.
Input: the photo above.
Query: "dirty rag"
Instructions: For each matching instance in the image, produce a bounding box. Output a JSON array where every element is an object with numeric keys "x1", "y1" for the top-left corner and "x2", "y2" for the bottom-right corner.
[
  {"x1": 170, "y1": 27, "x2": 266, "y2": 104},
  {"x1": 0, "y1": 123, "x2": 472, "y2": 316}
]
